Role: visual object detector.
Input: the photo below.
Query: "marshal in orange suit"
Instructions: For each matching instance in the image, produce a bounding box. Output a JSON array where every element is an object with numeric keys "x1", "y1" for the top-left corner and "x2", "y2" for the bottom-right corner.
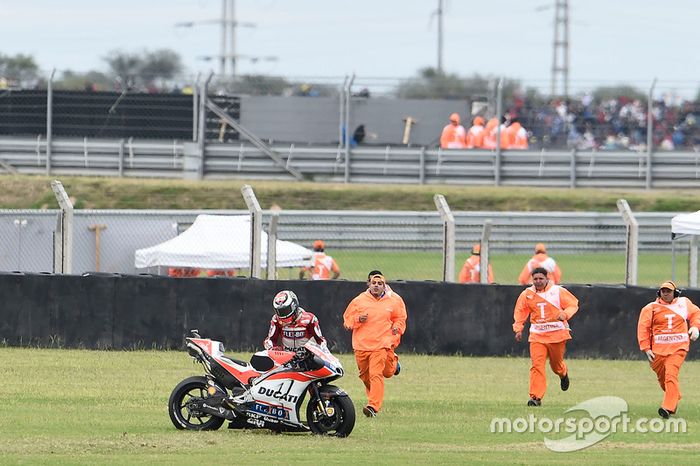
[
  {"x1": 637, "y1": 281, "x2": 700, "y2": 418},
  {"x1": 513, "y1": 266, "x2": 579, "y2": 407},
  {"x1": 343, "y1": 270, "x2": 407, "y2": 418}
]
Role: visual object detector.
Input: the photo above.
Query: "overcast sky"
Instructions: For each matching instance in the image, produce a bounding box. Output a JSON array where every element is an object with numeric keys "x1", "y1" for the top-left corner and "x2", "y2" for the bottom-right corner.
[{"x1": 2, "y1": 0, "x2": 699, "y2": 95}]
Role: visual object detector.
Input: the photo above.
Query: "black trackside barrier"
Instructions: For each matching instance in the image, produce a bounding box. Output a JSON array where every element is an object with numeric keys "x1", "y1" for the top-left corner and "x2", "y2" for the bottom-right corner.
[{"x1": 1, "y1": 273, "x2": 699, "y2": 359}]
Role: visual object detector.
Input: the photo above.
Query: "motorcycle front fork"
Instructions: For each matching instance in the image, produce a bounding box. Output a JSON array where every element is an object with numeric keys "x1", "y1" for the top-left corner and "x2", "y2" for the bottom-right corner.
[{"x1": 309, "y1": 382, "x2": 335, "y2": 419}]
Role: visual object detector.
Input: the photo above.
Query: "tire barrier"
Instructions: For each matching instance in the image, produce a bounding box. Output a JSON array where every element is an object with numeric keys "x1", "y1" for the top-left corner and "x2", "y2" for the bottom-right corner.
[{"x1": 1, "y1": 273, "x2": 698, "y2": 359}]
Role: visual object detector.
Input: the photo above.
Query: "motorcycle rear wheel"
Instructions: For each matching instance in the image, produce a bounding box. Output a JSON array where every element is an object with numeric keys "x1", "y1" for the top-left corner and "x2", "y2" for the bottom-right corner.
[
  {"x1": 168, "y1": 376, "x2": 225, "y2": 431},
  {"x1": 306, "y1": 395, "x2": 356, "y2": 437}
]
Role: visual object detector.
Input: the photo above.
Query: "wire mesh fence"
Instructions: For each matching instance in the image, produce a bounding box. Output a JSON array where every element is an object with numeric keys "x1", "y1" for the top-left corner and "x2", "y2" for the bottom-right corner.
[
  {"x1": 0, "y1": 209, "x2": 696, "y2": 287},
  {"x1": 3, "y1": 72, "x2": 700, "y2": 150}
]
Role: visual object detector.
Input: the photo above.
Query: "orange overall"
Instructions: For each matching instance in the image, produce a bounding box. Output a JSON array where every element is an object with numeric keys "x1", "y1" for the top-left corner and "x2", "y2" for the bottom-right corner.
[
  {"x1": 343, "y1": 288, "x2": 407, "y2": 412},
  {"x1": 513, "y1": 283, "x2": 579, "y2": 400},
  {"x1": 637, "y1": 296, "x2": 700, "y2": 412},
  {"x1": 458, "y1": 254, "x2": 494, "y2": 284}
]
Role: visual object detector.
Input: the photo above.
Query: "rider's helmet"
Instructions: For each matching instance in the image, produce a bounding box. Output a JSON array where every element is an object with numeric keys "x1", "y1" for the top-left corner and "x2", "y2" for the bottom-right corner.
[{"x1": 273, "y1": 290, "x2": 300, "y2": 325}]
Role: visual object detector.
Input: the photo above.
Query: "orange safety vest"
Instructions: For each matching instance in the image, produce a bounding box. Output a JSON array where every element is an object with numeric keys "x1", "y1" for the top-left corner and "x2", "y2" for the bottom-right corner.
[
  {"x1": 518, "y1": 253, "x2": 562, "y2": 285},
  {"x1": 440, "y1": 124, "x2": 467, "y2": 149},
  {"x1": 304, "y1": 252, "x2": 339, "y2": 280},
  {"x1": 637, "y1": 297, "x2": 700, "y2": 355},
  {"x1": 465, "y1": 124, "x2": 485, "y2": 149},
  {"x1": 507, "y1": 122, "x2": 529, "y2": 149},
  {"x1": 458, "y1": 255, "x2": 494, "y2": 283},
  {"x1": 513, "y1": 283, "x2": 579, "y2": 343}
]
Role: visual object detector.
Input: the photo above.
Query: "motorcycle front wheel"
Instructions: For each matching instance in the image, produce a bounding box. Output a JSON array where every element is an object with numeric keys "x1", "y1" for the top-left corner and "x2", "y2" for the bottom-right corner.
[
  {"x1": 306, "y1": 395, "x2": 356, "y2": 437},
  {"x1": 168, "y1": 376, "x2": 225, "y2": 431}
]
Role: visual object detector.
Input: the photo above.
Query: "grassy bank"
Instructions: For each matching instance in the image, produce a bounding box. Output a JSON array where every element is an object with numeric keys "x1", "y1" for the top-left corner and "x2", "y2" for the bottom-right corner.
[
  {"x1": 0, "y1": 174, "x2": 698, "y2": 211},
  {"x1": 1, "y1": 348, "x2": 698, "y2": 464}
]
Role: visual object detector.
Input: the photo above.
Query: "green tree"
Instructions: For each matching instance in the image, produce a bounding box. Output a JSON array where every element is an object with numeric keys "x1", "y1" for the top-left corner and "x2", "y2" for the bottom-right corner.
[
  {"x1": 103, "y1": 48, "x2": 183, "y2": 88},
  {"x1": 592, "y1": 85, "x2": 646, "y2": 103},
  {"x1": 0, "y1": 53, "x2": 40, "y2": 82},
  {"x1": 394, "y1": 67, "x2": 521, "y2": 101}
]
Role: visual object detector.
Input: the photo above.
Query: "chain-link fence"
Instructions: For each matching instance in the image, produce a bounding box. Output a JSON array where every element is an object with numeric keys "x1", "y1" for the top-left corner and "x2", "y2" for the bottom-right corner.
[
  {"x1": 3, "y1": 72, "x2": 700, "y2": 150},
  {"x1": 1, "y1": 207, "x2": 697, "y2": 287}
]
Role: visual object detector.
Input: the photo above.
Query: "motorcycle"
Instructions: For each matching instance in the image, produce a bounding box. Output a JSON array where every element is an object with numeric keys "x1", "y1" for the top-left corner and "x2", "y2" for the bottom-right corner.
[{"x1": 168, "y1": 330, "x2": 356, "y2": 437}]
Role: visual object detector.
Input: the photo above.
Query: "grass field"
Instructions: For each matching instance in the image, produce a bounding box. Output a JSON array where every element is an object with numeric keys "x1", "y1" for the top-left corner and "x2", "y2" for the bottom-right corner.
[
  {"x1": 2, "y1": 348, "x2": 700, "y2": 465},
  {"x1": 276, "y1": 250, "x2": 692, "y2": 286}
]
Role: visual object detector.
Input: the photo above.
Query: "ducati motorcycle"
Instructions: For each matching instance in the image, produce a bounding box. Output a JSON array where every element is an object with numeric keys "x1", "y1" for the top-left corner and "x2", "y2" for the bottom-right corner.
[{"x1": 168, "y1": 330, "x2": 355, "y2": 437}]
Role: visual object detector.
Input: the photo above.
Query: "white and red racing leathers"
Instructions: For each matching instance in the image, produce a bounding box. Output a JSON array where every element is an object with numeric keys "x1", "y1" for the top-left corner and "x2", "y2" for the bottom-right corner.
[{"x1": 263, "y1": 309, "x2": 327, "y2": 351}]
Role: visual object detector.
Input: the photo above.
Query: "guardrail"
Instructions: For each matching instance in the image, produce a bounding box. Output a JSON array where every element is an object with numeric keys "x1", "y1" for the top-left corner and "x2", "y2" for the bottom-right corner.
[
  {"x1": 0, "y1": 209, "x2": 682, "y2": 276},
  {"x1": 3, "y1": 136, "x2": 700, "y2": 188}
]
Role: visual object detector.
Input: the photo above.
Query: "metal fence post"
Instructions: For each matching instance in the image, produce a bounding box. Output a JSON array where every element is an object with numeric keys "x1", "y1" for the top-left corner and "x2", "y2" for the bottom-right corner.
[
  {"x1": 480, "y1": 220, "x2": 492, "y2": 284},
  {"x1": 494, "y1": 77, "x2": 503, "y2": 186},
  {"x1": 617, "y1": 199, "x2": 638, "y2": 286},
  {"x1": 569, "y1": 148, "x2": 577, "y2": 188},
  {"x1": 343, "y1": 73, "x2": 355, "y2": 184},
  {"x1": 434, "y1": 194, "x2": 455, "y2": 282},
  {"x1": 690, "y1": 236, "x2": 698, "y2": 288},
  {"x1": 645, "y1": 78, "x2": 657, "y2": 190},
  {"x1": 419, "y1": 146, "x2": 426, "y2": 185},
  {"x1": 51, "y1": 180, "x2": 73, "y2": 274},
  {"x1": 192, "y1": 72, "x2": 201, "y2": 142},
  {"x1": 267, "y1": 211, "x2": 279, "y2": 280},
  {"x1": 197, "y1": 71, "x2": 214, "y2": 180},
  {"x1": 339, "y1": 75, "x2": 348, "y2": 150},
  {"x1": 46, "y1": 69, "x2": 56, "y2": 175},
  {"x1": 241, "y1": 184, "x2": 262, "y2": 278}
]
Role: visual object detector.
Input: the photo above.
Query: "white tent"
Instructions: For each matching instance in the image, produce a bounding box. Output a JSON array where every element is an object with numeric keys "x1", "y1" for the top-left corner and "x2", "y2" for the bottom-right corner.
[
  {"x1": 671, "y1": 211, "x2": 700, "y2": 236},
  {"x1": 134, "y1": 214, "x2": 312, "y2": 269},
  {"x1": 670, "y1": 211, "x2": 700, "y2": 287}
]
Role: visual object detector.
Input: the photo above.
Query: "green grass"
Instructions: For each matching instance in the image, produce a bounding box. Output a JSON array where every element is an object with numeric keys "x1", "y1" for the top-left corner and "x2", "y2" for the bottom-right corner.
[
  {"x1": 302, "y1": 251, "x2": 693, "y2": 286},
  {"x1": 1, "y1": 348, "x2": 699, "y2": 464},
  {"x1": 3, "y1": 174, "x2": 700, "y2": 211}
]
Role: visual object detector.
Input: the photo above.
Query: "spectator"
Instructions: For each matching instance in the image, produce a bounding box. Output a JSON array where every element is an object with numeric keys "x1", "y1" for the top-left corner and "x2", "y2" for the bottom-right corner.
[
  {"x1": 263, "y1": 290, "x2": 327, "y2": 351},
  {"x1": 513, "y1": 267, "x2": 579, "y2": 407},
  {"x1": 299, "y1": 240, "x2": 340, "y2": 280},
  {"x1": 518, "y1": 243, "x2": 562, "y2": 285},
  {"x1": 637, "y1": 281, "x2": 700, "y2": 418},
  {"x1": 465, "y1": 116, "x2": 486, "y2": 149},
  {"x1": 343, "y1": 270, "x2": 407, "y2": 417},
  {"x1": 440, "y1": 113, "x2": 467, "y2": 149},
  {"x1": 458, "y1": 243, "x2": 494, "y2": 284}
]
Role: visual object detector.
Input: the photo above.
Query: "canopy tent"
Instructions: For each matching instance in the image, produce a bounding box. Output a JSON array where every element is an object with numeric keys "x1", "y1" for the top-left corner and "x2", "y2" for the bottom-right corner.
[
  {"x1": 134, "y1": 214, "x2": 312, "y2": 269},
  {"x1": 670, "y1": 211, "x2": 700, "y2": 286},
  {"x1": 671, "y1": 211, "x2": 700, "y2": 237}
]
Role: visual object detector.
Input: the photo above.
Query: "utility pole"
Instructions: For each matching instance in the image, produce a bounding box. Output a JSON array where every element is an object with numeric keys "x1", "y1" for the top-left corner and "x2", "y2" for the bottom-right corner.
[
  {"x1": 177, "y1": 0, "x2": 266, "y2": 79},
  {"x1": 551, "y1": 0, "x2": 570, "y2": 97},
  {"x1": 437, "y1": 0, "x2": 444, "y2": 73}
]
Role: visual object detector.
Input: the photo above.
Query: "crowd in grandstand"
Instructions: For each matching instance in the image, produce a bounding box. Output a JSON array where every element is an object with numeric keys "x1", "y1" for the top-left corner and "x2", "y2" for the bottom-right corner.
[
  {"x1": 501, "y1": 93, "x2": 700, "y2": 151},
  {"x1": 442, "y1": 93, "x2": 700, "y2": 152}
]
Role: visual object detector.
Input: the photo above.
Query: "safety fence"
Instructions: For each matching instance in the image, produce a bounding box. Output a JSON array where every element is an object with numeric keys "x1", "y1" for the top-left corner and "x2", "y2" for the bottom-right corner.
[{"x1": 0, "y1": 207, "x2": 694, "y2": 286}]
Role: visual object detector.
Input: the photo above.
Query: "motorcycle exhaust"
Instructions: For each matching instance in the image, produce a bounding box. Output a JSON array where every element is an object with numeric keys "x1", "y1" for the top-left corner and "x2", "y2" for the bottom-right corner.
[{"x1": 198, "y1": 400, "x2": 237, "y2": 421}]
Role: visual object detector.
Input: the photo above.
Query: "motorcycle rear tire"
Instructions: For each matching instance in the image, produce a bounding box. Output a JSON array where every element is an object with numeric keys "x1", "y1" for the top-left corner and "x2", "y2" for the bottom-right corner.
[
  {"x1": 306, "y1": 395, "x2": 355, "y2": 437},
  {"x1": 169, "y1": 376, "x2": 226, "y2": 431}
]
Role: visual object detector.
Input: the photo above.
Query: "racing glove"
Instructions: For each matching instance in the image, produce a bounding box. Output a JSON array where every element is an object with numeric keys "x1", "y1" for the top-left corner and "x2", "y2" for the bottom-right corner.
[{"x1": 263, "y1": 339, "x2": 273, "y2": 350}]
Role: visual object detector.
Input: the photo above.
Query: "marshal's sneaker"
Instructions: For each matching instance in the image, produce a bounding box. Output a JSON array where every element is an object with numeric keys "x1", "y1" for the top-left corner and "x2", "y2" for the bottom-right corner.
[
  {"x1": 527, "y1": 397, "x2": 542, "y2": 407},
  {"x1": 394, "y1": 360, "x2": 401, "y2": 376},
  {"x1": 658, "y1": 407, "x2": 671, "y2": 419},
  {"x1": 362, "y1": 405, "x2": 377, "y2": 418},
  {"x1": 560, "y1": 374, "x2": 570, "y2": 391}
]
